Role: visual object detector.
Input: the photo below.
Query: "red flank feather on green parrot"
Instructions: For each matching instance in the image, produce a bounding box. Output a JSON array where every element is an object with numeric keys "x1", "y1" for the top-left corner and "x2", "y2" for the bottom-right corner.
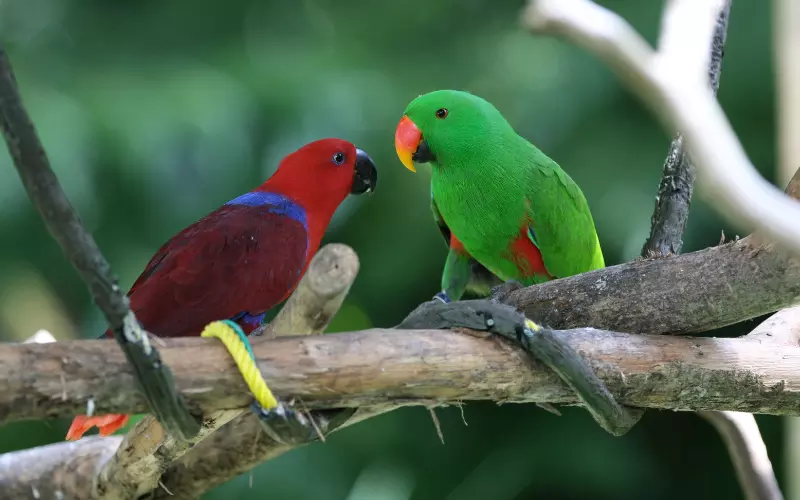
[
  {"x1": 65, "y1": 138, "x2": 377, "y2": 441},
  {"x1": 394, "y1": 89, "x2": 603, "y2": 302}
]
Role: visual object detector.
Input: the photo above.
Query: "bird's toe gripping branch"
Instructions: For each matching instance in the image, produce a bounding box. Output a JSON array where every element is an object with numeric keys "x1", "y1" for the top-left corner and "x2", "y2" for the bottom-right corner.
[
  {"x1": 397, "y1": 300, "x2": 643, "y2": 437},
  {"x1": 201, "y1": 320, "x2": 353, "y2": 446},
  {"x1": 489, "y1": 280, "x2": 525, "y2": 303}
]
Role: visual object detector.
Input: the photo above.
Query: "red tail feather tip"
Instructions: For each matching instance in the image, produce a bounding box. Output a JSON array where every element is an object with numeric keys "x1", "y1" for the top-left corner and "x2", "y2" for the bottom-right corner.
[{"x1": 65, "y1": 414, "x2": 129, "y2": 441}]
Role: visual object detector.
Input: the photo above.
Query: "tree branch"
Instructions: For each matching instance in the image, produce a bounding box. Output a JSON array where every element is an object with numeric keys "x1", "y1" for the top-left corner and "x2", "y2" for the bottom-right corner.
[
  {"x1": 2, "y1": 307, "x2": 800, "y2": 496},
  {"x1": 642, "y1": 1, "x2": 731, "y2": 256},
  {"x1": 0, "y1": 48, "x2": 200, "y2": 441},
  {"x1": 524, "y1": 3, "x2": 786, "y2": 499},
  {"x1": 100, "y1": 213, "x2": 800, "y2": 495},
  {"x1": 157, "y1": 402, "x2": 401, "y2": 499},
  {"x1": 0, "y1": 436, "x2": 123, "y2": 500},
  {"x1": 498, "y1": 235, "x2": 799, "y2": 334},
  {"x1": 523, "y1": 0, "x2": 800, "y2": 258},
  {"x1": 633, "y1": 3, "x2": 782, "y2": 498},
  {"x1": 2, "y1": 319, "x2": 800, "y2": 422},
  {"x1": 92, "y1": 243, "x2": 360, "y2": 499},
  {"x1": 0, "y1": 230, "x2": 792, "y2": 425},
  {"x1": 2, "y1": 1, "x2": 797, "y2": 497},
  {"x1": 156, "y1": 1, "x2": 800, "y2": 490},
  {"x1": 699, "y1": 410, "x2": 783, "y2": 500}
]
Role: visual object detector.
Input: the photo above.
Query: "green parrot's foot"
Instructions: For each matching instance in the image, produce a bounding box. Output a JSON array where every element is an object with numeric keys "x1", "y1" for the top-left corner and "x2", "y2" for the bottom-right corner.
[
  {"x1": 490, "y1": 280, "x2": 525, "y2": 302},
  {"x1": 433, "y1": 291, "x2": 451, "y2": 304},
  {"x1": 251, "y1": 402, "x2": 355, "y2": 446},
  {"x1": 512, "y1": 320, "x2": 644, "y2": 436},
  {"x1": 395, "y1": 300, "x2": 643, "y2": 437}
]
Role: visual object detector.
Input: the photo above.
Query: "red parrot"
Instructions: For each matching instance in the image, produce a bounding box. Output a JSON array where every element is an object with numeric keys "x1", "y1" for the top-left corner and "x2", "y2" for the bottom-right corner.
[{"x1": 66, "y1": 138, "x2": 377, "y2": 440}]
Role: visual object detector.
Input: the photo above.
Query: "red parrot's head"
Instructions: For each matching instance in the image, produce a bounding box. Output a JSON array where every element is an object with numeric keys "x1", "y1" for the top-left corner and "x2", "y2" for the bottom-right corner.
[{"x1": 265, "y1": 138, "x2": 377, "y2": 209}]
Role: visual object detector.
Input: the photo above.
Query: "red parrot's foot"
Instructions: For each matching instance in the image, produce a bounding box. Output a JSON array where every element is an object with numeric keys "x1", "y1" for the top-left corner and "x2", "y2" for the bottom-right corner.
[{"x1": 65, "y1": 414, "x2": 129, "y2": 441}]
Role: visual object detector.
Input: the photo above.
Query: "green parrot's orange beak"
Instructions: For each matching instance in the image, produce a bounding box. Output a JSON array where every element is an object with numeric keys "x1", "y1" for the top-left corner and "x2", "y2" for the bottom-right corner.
[{"x1": 394, "y1": 115, "x2": 421, "y2": 173}]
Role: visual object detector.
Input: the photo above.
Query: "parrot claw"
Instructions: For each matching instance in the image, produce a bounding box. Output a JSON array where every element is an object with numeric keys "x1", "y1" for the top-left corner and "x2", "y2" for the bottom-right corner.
[
  {"x1": 250, "y1": 402, "x2": 355, "y2": 446},
  {"x1": 490, "y1": 280, "x2": 524, "y2": 302},
  {"x1": 396, "y1": 300, "x2": 642, "y2": 437},
  {"x1": 251, "y1": 402, "x2": 315, "y2": 446},
  {"x1": 433, "y1": 291, "x2": 451, "y2": 304}
]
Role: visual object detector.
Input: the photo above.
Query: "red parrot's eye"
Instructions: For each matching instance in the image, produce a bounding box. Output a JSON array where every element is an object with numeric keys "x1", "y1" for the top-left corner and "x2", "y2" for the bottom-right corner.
[
  {"x1": 331, "y1": 152, "x2": 345, "y2": 165},
  {"x1": 435, "y1": 108, "x2": 448, "y2": 119}
]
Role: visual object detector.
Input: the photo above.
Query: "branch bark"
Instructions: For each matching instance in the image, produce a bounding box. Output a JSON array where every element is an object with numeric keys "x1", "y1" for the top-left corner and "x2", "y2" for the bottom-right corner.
[
  {"x1": 0, "y1": 48, "x2": 199, "y2": 441},
  {"x1": 2, "y1": 321, "x2": 800, "y2": 422},
  {"x1": 499, "y1": 235, "x2": 800, "y2": 334}
]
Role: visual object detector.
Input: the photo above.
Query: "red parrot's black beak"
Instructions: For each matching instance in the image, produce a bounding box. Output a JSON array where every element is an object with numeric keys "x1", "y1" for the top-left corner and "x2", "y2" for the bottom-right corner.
[{"x1": 351, "y1": 147, "x2": 377, "y2": 195}]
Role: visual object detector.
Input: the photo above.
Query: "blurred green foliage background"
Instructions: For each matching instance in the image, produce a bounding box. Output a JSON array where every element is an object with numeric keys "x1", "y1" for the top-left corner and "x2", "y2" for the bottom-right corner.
[{"x1": 0, "y1": 0, "x2": 786, "y2": 498}]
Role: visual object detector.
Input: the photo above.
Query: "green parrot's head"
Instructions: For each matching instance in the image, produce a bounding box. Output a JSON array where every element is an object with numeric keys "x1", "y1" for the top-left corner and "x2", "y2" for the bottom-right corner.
[{"x1": 394, "y1": 89, "x2": 512, "y2": 172}]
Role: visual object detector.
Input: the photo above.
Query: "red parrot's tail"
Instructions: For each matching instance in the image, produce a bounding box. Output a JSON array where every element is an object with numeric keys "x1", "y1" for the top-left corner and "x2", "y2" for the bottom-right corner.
[{"x1": 65, "y1": 414, "x2": 129, "y2": 441}]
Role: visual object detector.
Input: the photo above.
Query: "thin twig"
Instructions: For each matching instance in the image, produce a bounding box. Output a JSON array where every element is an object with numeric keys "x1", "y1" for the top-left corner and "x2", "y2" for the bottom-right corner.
[
  {"x1": 0, "y1": 47, "x2": 200, "y2": 441},
  {"x1": 429, "y1": 408, "x2": 445, "y2": 444}
]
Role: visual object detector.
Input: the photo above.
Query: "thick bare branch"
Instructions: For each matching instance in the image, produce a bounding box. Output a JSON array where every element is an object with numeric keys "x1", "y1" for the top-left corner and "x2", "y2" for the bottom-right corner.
[
  {"x1": 2, "y1": 324, "x2": 800, "y2": 423},
  {"x1": 0, "y1": 47, "x2": 199, "y2": 441},
  {"x1": 2, "y1": 314, "x2": 800, "y2": 496},
  {"x1": 94, "y1": 243, "x2": 360, "y2": 499},
  {"x1": 500, "y1": 236, "x2": 800, "y2": 334}
]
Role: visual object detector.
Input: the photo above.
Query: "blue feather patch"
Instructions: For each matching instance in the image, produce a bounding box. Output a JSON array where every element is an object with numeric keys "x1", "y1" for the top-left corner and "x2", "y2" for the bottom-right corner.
[
  {"x1": 225, "y1": 191, "x2": 308, "y2": 231},
  {"x1": 231, "y1": 311, "x2": 267, "y2": 330},
  {"x1": 527, "y1": 227, "x2": 540, "y2": 249}
]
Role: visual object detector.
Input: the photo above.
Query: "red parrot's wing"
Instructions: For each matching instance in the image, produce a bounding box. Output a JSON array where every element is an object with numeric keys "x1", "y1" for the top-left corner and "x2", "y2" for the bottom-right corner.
[
  {"x1": 72, "y1": 195, "x2": 311, "y2": 442},
  {"x1": 128, "y1": 203, "x2": 309, "y2": 338}
]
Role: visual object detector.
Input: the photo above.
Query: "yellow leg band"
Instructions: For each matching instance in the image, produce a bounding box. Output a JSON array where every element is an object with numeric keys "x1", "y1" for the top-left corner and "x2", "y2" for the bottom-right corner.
[
  {"x1": 524, "y1": 319, "x2": 542, "y2": 332},
  {"x1": 201, "y1": 319, "x2": 279, "y2": 410}
]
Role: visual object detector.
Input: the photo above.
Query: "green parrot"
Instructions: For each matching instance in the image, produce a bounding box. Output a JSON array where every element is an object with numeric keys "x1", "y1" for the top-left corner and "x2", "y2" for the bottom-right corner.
[
  {"x1": 394, "y1": 89, "x2": 604, "y2": 303},
  {"x1": 394, "y1": 90, "x2": 642, "y2": 436}
]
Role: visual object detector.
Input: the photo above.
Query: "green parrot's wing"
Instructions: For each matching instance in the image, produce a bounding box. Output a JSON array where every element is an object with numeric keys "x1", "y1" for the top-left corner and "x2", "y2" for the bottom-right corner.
[
  {"x1": 431, "y1": 188, "x2": 502, "y2": 295},
  {"x1": 527, "y1": 157, "x2": 605, "y2": 278}
]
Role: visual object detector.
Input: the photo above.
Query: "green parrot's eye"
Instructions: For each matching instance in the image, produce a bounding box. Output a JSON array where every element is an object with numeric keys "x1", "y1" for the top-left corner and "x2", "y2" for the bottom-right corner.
[
  {"x1": 331, "y1": 152, "x2": 345, "y2": 165},
  {"x1": 435, "y1": 108, "x2": 448, "y2": 119}
]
